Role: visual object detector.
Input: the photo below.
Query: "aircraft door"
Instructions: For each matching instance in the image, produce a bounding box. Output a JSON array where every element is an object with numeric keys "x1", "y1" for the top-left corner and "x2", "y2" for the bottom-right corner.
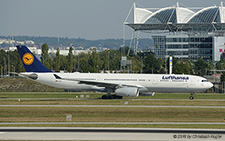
[
  {"x1": 152, "y1": 78, "x2": 157, "y2": 85},
  {"x1": 188, "y1": 77, "x2": 195, "y2": 89}
]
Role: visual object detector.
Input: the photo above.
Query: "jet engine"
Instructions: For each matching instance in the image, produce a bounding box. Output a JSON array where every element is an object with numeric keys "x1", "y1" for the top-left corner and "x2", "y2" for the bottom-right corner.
[{"x1": 115, "y1": 87, "x2": 139, "y2": 97}]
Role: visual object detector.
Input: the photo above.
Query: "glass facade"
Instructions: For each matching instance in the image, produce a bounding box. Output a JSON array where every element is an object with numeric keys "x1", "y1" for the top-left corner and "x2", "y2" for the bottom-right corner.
[
  {"x1": 145, "y1": 8, "x2": 177, "y2": 24},
  {"x1": 188, "y1": 8, "x2": 220, "y2": 23},
  {"x1": 188, "y1": 37, "x2": 212, "y2": 60},
  {"x1": 153, "y1": 36, "x2": 166, "y2": 58},
  {"x1": 152, "y1": 35, "x2": 213, "y2": 61}
]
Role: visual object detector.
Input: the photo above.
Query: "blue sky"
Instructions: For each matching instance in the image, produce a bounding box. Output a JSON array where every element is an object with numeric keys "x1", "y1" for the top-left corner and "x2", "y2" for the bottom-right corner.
[{"x1": 0, "y1": 0, "x2": 224, "y2": 39}]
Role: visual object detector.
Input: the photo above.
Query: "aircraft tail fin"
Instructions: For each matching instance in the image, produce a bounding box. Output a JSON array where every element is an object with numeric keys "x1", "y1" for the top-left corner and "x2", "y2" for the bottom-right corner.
[{"x1": 16, "y1": 45, "x2": 52, "y2": 72}]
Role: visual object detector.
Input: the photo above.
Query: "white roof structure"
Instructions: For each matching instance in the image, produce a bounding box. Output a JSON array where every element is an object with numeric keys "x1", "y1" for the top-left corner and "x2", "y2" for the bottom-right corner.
[
  {"x1": 126, "y1": 2, "x2": 225, "y2": 32},
  {"x1": 134, "y1": 3, "x2": 153, "y2": 24},
  {"x1": 133, "y1": 2, "x2": 225, "y2": 24}
]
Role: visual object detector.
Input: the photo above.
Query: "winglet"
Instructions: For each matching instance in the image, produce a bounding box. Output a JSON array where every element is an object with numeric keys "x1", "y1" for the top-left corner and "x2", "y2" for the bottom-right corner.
[{"x1": 16, "y1": 46, "x2": 52, "y2": 72}]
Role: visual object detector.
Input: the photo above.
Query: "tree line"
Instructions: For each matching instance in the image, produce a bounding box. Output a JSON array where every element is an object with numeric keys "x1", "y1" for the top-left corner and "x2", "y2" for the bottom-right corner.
[
  {"x1": 0, "y1": 35, "x2": 153, "y2": 50},
  {"x1": 0, "y1": 43, "x2": 223, "y2": 77}
]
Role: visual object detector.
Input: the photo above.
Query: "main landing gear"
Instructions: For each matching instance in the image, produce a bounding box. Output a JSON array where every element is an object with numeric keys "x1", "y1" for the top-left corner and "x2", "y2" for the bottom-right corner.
[
  {"x1": 101, "y1": 89, "x2": 123, "y2": 99},
  {"x1": 189, "y1": 92, "x2": 194, "y2": 100},
  {"x1": 101, "y1": 94, "x2": 123, "y2": 99}
]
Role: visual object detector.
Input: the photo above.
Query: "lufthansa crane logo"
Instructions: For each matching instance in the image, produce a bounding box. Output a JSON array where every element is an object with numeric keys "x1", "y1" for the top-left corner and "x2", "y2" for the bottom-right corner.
[{"x1": 22, "y1": 53, "x2": 34, "y2": 65}]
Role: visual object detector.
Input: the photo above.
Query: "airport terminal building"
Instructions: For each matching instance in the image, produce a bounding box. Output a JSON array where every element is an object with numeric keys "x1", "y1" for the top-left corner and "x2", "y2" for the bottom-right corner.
[{"x1": 125, "y1": 2, "x2": 225, "y2": 62}]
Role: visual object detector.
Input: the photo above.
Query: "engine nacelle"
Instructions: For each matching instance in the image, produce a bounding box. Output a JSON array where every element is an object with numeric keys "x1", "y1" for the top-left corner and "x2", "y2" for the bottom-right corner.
[
  {"x1": 139, "y1": 92, "x2": 155, "y2": 96},
  {"x1": 115, "y1": 87, "x2": 139, "y2": 97}
]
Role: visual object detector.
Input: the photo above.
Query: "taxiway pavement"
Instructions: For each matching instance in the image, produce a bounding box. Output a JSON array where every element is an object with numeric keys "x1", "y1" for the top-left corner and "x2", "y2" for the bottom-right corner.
[{"x1": 0, "y1": 127, "x2": 224, "y2": 141}]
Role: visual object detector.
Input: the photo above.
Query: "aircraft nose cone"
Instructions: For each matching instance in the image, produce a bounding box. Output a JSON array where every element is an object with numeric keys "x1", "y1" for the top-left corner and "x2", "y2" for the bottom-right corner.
[{"x1": 209, "y1": 82, "x2": 213, "y2": 88}]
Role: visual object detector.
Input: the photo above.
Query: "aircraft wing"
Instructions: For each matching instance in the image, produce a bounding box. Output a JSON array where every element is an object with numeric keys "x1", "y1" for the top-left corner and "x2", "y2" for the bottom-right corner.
[{"x1": 53, "y1": 74, "x2": 143, "y2": 89}]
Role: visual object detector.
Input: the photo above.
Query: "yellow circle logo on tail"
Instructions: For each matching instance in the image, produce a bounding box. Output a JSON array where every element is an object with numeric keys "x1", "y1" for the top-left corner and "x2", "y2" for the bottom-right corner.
[{"x1": 22, "y1": 53, "x2": 34, "y2": 65}]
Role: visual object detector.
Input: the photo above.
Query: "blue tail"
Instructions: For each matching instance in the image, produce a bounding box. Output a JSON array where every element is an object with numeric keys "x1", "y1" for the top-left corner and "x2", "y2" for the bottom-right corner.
[{"x1": 17, "y1": 45, "x2": 52, "y2": 72}]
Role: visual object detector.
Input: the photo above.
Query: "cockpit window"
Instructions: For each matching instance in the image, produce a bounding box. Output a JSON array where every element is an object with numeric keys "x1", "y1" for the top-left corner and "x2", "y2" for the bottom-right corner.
[{"x1": 202, "y1": 80, "x2": 208, "y2": 82}]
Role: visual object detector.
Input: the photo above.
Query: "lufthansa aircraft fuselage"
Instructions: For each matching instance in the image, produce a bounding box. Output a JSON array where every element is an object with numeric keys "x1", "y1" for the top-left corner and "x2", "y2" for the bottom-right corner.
[
  {"x1": 20, "y1": 72, "x2": 213, "y2": 95},
  {"x1": 16, "y1": 45, "x2": 213, "y2": 99}
]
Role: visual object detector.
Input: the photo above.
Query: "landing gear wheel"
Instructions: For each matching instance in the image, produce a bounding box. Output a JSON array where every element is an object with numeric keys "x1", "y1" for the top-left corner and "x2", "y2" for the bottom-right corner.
[
  {"x1": 115, "y1": 95, "x2": 123, "y2": 99},
  {"x1": 102, "y1": 88, "x2": 124, "y2": 99},
  {"x1": 189, "y1": 92, "x2": 194, "y2": 100},
  {"x1": 102, "y1": 95, "x2": 108, "y2": 99},
  {"x1": 101, "y1": 95, "x2": 113, "y2": 99},
  {"x1": 107, "y1": 95, "x2": 113, "y2": 99},
  {"x1": 189, "y1": 96, "x2": 194, "y2": 100},
  {"x1": 101, "y1": 94, "x2": 123, "y2": 99},
  {"x1": 112, "y1": 95, "x2": 123, "y2": 99}
]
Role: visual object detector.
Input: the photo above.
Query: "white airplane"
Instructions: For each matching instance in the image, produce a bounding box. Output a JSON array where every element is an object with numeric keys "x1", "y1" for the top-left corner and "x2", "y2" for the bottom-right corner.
[{"x1": 16, "y1": 45, "x2": 213, "y2": 100}]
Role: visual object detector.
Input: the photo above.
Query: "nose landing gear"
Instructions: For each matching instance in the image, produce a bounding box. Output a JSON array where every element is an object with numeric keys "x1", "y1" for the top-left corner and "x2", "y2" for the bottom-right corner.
[{"x1": 189, "y1": 92, "x2": 194, "y2": 100}]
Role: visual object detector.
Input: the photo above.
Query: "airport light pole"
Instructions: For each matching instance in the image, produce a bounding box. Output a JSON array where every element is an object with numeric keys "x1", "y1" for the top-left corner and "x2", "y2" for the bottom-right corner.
[
  {"x1": 97, "y1": 51, "x2": 99, "y2": 73},
  {"x1": 3, "y1": 58, "x2": 6, "y2": 77},
  {"x1": 8, "y1": 51, "x2": 10, "y2": 75},
  {"x1": 77, "y1": 53, "x2": 80, "y2": 72},
  {"x1": 72, "y1": 45, "x2": 76, "y2": 71},
  {"x1": 108, "y1": 50, "x2": 110, "y2": 71},
  {"x1": 1, "y1": 67, "x2": 3, "y2": 77},
  {"x1": 169, "y1": 56, "x2": 172, "y2": 75},
  {"x1": 141, "y1": 56, "x2": 143, "y2": 74},
  {"x1": 12, "y1": 65, "x2": 15, "y2": 78}
]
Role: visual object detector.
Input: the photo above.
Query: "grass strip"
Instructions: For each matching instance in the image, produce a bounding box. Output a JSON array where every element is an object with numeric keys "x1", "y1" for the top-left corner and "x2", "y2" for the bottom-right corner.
[
  {"x1": 0, "y1": 92, "x2": 225, "y2": 99},
  {"x1": 0, "y1": 107, "x2": 225, "y2": 122},
  {"x1": 0, "y1": 99, "x2": 225, "y2": 106}
]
